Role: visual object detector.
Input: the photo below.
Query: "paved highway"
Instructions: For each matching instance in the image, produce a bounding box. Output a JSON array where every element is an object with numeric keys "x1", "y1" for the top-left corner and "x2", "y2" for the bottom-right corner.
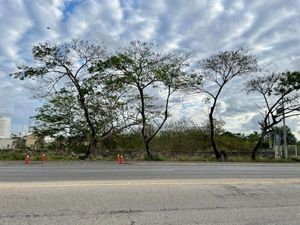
[
  {"x1": 0, "y1": 161, "x2": 300, "y2": 181},
  {"x1": 0, "y1": 161, "x2": 300, "y2": 224}
]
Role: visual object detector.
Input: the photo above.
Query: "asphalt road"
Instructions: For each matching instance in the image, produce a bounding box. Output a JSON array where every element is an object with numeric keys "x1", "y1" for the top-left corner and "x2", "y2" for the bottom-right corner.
[
  {"x1": 0, "y1": 161, "x2": 300, "y2": 181},
  {"x1": 1, "y1": 161, "x2": 300, "y2": 225}
]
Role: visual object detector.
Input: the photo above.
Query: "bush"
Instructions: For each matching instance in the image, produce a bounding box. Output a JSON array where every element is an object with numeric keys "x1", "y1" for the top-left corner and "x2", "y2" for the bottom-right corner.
[{"x1": 144, "y1": 153, "x2": 167, "y2": 161}]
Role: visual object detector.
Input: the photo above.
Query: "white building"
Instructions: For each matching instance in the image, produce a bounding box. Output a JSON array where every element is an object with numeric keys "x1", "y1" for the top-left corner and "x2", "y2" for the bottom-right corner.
[
  {"x1": 0, "y1": 138, "x2": 13, "y2": 149},
  {"x1": 0, "y1": 116, "x2": 13, "y2": 149},
  {"x1": 0, "y1": 116, "x2": 11, "y2": 138}
]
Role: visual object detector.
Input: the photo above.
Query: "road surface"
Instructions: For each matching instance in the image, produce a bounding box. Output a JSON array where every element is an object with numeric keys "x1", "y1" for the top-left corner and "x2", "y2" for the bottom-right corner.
[
  {"x1": 0, "y1": 161, "x2": 300, "y2": 181},
  {"x1": 0, "y1": 161, "x2": 300, "y2": 224}
]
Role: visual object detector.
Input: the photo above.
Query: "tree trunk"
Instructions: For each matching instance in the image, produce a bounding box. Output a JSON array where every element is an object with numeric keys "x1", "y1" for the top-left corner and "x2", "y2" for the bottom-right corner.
[
  {"x1": 144, "y1": 139, "x2": 152, "y2": 159},
  {"x1": 66, "y1": 73, "x2": 98, "y2": 159},
  {"x1": 251, "y1": 132, "x2": 265, "y2": 160},
  {"x1": 84, "y1": 136, "x2": 97, "y2": 159},
  {"x1": 209, "y1": 112, "x2": 222, "y2": 160},
  {"x1": 77, "y1": 94, "x2": 97, "y2": 159}
]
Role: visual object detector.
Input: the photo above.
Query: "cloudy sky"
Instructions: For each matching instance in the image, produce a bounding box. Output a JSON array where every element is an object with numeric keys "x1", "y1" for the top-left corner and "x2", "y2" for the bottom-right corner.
[{"x1": 0, "y1": 0, "x2": 300, "y2": 137}]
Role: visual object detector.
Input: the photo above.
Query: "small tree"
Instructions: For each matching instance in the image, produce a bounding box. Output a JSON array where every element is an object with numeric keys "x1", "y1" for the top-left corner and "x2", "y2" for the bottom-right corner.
[
  {"x1": 246, "y1": 71, "x2": 300, "y2": 160},
  {"x1": 191, "y1": 49, "x2": 258, "y2": 160},
  {"x1": 96, "y1": 41, "x2": 192, "y2": 159}
]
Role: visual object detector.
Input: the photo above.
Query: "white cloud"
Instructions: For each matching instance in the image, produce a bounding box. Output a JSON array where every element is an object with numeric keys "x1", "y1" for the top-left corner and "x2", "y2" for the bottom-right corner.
[{"x1": 0, "y1": 0, "x2": 300, "y2": 138}]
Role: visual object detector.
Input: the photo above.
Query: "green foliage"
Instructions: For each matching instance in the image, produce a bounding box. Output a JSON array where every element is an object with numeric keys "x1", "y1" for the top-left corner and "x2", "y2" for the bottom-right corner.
[
  {"x1": 34, "y1": 94, "x2": 88, "y2": 138},
  {"x1": 216, "y1": 131, "x2": 259, "y2": 151},
  {"x1": 144, "y1": 152, "x2": 167, "y2": 161},
  {"x1": 112, "y1": 131, "x2": 144, "y2": 150},
  {"x1": 101, "y1": 122, "x2": 260, "y2": 154},
  {"x1": 0, "y1": 151, "x2": 25, "y2": 160}
]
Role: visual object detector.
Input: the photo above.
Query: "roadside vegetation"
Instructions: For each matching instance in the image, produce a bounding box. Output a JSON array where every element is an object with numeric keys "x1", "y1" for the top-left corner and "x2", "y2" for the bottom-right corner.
[
  {"x1": 7, "y1": 39, "x2": 300, "y2": 161},
  {"x1": 2, "y1": 123, "x2": 300, "y2": 162}
]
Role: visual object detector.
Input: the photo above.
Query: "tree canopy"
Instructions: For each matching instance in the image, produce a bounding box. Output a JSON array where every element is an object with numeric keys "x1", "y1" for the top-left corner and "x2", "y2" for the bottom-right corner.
[{"x1": 11, "y1": 40, "x2": 135, "y2": 158}]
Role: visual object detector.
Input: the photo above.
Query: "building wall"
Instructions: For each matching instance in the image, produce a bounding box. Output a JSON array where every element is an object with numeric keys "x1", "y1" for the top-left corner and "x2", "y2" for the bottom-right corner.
[
  {"x1": 0, "y1": 116, "x2": 11, "y2": 138},
  {"x1": 0, "y1": 138, "x2": 14, "y2": 149},
  {"x1": 25, "y1": 133, "x2": 41, "y2": 149}
]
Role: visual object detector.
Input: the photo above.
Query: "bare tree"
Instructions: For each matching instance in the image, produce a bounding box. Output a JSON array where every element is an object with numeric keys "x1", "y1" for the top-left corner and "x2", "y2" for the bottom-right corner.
[
  {"x1": 246, "y1": 71, "x2": 300, "y2": 160},
  {"x1": 191, "y1": 49, "x2": 258, "y2": 160}
]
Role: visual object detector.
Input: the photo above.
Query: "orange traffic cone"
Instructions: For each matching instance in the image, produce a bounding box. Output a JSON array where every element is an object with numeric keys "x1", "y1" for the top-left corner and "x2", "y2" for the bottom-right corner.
[
  {"x1": 41, "y1": 153, "x2": 46, "y2": 161},
  {"x1": 116, "y1": 154, "x2": 120, "y2": 164},
  {"x1": 120, "y1": 155, "x2": 124, "y2": 164},
  {"x1": 24, "y1": 155, "x2": 30, "y2": 164}
]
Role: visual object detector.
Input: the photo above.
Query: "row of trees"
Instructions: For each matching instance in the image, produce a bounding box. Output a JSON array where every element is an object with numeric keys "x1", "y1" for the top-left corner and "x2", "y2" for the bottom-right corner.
[{"x1": 11, "y1": 40, "x2": 300, "y2": 160}]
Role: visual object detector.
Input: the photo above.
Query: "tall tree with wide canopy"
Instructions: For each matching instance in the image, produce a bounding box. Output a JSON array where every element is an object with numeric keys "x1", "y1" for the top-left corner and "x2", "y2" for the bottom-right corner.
[
  {"x1": 11, "y1": 40, "x2": 133, "y2": 158},
  {"x1": 191, "y1": 49, "x2": 258, "y2": 160},
  {"x1": 246, "y1": 71, "x2": 300, "y2": 160},
  {"x1": 93, "y1": 41, "x2": 192, "y2": 158}
]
